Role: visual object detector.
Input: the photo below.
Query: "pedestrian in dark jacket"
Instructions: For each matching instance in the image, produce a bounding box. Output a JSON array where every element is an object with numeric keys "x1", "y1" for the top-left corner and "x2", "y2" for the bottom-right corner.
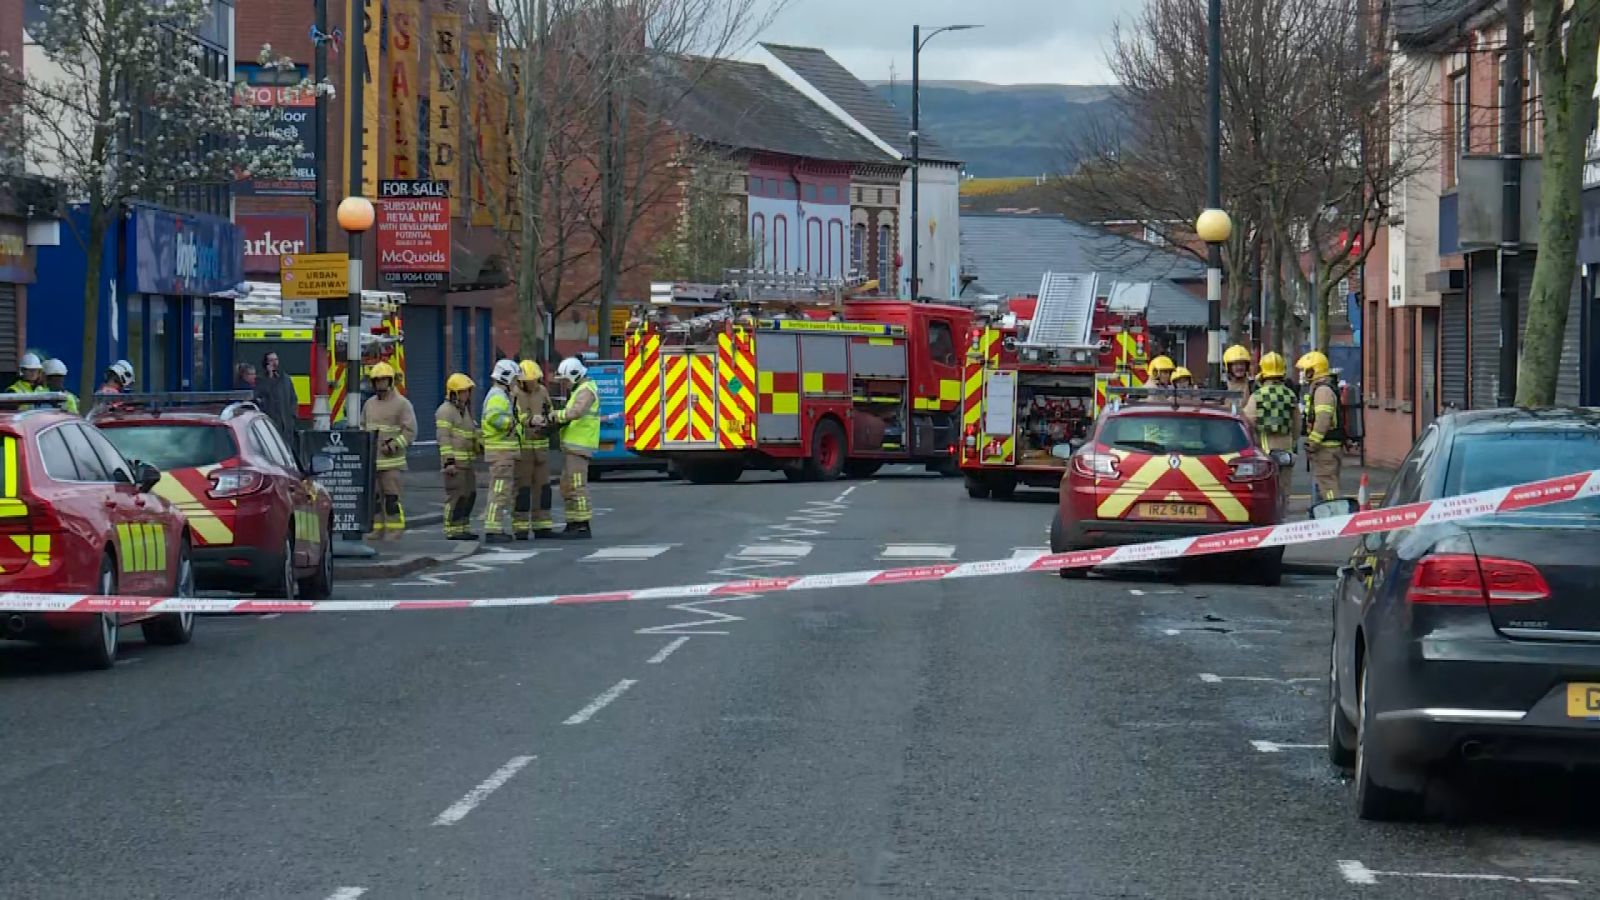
[
  {"x1": 254, "y1": 352, "x2": 298, "y2": 441},
  {"x1": 235, "y1": 363, "x2": 257, "y2": 392}
]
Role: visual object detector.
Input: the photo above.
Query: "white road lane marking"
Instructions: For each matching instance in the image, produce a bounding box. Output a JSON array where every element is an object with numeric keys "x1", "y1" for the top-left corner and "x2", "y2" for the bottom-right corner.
[
  {"x1": 635, "y1": 597, "x2": 745, "y2": 635},
  {"x1": 737, "y1": 542, "x2": 813, "y2": 558},
  {"x1": 1199, "y1": 673, "x2": 1318, "y2": 684},
  {"x1": 432, "y1": 755, "x2": 537, "y2": 826},
  {"x1": 1249, "y1": 740, "x2": 1323, "y2": 753},
  {"x1": 1011, "y1": 546, "x2": 1049, "y2": 558},
  {"x1": 259, "y1": 613, "x2": 282, "y2": 620},
  {"x1": 564, "y1": 679, "x2": 638, "y2": 725},
  {"x1": 582, "y1": 545, "x2": 674, "y2": 561},
  {"x1": 878, "y1": 543, "x2": 956, "y2": 560},
  {"x1": 324, "y1": 889, "x2": 367, "y2": 900},
  {"x1": 648, "y1": 636, "x2": 690, "y2": 664},
  {"x1": 1337, "y1": 859, "x2": 1579, "y2": 886}
]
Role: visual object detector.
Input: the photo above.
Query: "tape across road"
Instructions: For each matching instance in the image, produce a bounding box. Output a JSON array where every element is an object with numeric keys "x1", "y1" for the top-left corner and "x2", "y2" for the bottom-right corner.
[{"x1": 1, "y1": 470, "x2": 1596, "y2": 616}]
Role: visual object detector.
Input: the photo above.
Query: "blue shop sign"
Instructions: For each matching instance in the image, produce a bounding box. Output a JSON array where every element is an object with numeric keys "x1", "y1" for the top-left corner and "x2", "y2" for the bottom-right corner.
[{"x1": 124, "y1": 206, "x2": 242, "y2": 296}]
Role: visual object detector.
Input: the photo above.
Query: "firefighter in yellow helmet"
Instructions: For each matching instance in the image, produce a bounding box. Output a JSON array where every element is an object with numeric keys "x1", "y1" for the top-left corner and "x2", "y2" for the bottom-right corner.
[
  {"x1": 537, "y1": 357, "x2": 601, "y2": 539},
  {"x1": 1296, "y1": 350, "x2": 1343, "y2": 501},
  {"x1": 435, "y1": 373, "x2": 481, "y2": 540},
  {"x1": 364, "y1": 361, "x2": 418, "y2": 539},
  {"x1": 1243, "y1": 352, "x2": 1300, "y2": 499},
  {"x1": 1148, "y1": 355, "x2": 1176, "y2": 388},
  {"x1": 1171, "y1": 366, "x2": 1195, "y2": 389},
  {"x1": 513, "y1": 359, "x2": 556, "y2": 539},
  {"x1": 480, "y1": 359, "x2": 522, "y2": 543},
  {"x1": 1223, "y1": 344, "x2": 1255, "y2": 397}
]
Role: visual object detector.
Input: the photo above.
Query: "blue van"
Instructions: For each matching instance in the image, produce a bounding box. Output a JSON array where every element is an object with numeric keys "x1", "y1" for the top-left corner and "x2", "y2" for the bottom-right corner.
[{"x1": 584, "y1": 359, "x2": 671, "y2": 479}]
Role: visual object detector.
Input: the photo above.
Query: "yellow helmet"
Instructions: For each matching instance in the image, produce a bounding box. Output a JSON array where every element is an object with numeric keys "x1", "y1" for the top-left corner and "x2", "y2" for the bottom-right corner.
[
  {"x1": 1223, "y1": 344, "x2": 1252, "y2": 366},
  {"x1": 1257, "y1": 352, "x2": 1287, "y2": 379},
  {"x1": 369, "y1": 362, "x2": 397, "y2": 381},
  {"x1": 1171, "y1": 366, "x2": 1194, "y2": 382},
  {"x1": 446, "y1": 372, "x2": 475, "y2": 393},
  {"x1": 1296, "y1": 350, "x2": 1330, "y2": 380},
  {"x1": 1149, "y1": 355, "x2": 1175, "y2": 374},
  {"x1": 518, "y1": 360, "x2": 543, "y2": 382}
]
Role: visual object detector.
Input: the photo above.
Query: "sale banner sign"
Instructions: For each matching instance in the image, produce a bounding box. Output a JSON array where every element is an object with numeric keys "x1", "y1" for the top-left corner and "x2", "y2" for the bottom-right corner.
[{"x1": 377, "y1": 180, "x2": 451, "y2": 286}]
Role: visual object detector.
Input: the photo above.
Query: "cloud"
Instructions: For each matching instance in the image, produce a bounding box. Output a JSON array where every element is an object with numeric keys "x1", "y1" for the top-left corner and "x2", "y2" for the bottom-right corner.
[{"x1": 751, "y1": 0, "x2": 1135, "y2": 84}]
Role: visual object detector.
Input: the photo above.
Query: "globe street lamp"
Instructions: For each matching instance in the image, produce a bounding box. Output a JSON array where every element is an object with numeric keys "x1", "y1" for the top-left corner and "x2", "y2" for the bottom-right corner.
[
  {"x1": 910, "y1": 23, "x2": 981, "y2": 301},
  {"x1": 336, "y1": 195, "x2": 375, "y2": 429},
  {"x1": 1195, "y1": 207, "x2": 1232, "y2": 386}
]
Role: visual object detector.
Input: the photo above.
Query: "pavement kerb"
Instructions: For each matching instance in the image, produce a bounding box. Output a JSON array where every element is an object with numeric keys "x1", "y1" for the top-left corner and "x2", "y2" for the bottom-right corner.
[{"x1": 332, "y1": 540, "x2": 480, "y2": 580}]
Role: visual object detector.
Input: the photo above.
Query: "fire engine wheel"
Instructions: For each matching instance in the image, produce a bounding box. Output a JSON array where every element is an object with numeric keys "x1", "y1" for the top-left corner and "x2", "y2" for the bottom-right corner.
[
  {"x1": 991, "y1": 477, "x2": 1018, "y2": 500},
  {"x1": 964, "y1": 476, "x2": 991, "y2": 499},
  {"x1": 803, "y1": 420, "x2": 846, "y2": 482}
]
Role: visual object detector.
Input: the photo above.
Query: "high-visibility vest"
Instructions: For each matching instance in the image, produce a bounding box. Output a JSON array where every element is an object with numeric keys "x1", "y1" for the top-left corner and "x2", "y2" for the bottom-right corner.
[
  {"x1": 481, "y1": 387, "x2": 520, "y2": 453},
  {"x1": 559, "y1": 380, "x2": 601, "y2": 453}
]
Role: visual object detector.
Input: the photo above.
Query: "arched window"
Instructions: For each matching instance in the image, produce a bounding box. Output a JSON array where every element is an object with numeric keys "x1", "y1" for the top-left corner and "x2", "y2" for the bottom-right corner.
[
  {"x1": 877, "y1": 224, "x2": 893, "y2": 292},
  {"x1": 773, "y1": 215, "x2": 789, "y2": 270},
  {"x1": 828, "y1": 220, "x2": 844, "y2": 278},
  {"x1": 751, "y1": 213, "x2": 766, "y2": 267},
  {"x1": 807, "y1": 217, "x2": 823, "y2": 274},
  {"x1": 851, "y1": 223, "x2": 866, "y2": 276}
]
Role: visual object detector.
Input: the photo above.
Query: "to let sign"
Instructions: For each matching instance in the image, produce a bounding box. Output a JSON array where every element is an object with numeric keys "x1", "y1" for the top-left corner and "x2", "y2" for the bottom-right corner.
[
  {"x1": 377, "y1": 179, "x2": 451, "y2": 286},
  {"x1": 281, "y1": 252, "x2": 350, "y2": 300}
]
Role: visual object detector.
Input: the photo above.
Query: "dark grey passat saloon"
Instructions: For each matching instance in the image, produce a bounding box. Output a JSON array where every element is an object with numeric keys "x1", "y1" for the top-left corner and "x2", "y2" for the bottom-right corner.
[{"x1": 1326, "y1": 408, "x2": 1600, "y2": 821}]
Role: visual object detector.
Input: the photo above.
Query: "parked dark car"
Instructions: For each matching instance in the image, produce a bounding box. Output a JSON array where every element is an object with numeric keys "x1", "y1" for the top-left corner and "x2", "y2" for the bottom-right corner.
[{"x1": 1326, "y1": 408, "x2": 1600, "y2": 820}]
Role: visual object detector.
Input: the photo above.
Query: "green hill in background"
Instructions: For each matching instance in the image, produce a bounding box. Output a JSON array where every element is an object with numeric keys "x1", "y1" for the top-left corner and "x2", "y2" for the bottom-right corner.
[{"x1": 871, "y1": 81, "x2": 1126, "y2": 178}]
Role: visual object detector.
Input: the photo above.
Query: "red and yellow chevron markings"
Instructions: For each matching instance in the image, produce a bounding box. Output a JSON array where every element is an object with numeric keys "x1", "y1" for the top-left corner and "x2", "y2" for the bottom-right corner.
[
  {"x1": 687, "y1": 353, "x2": 716, "y2": 443},
  {"x1": 624, "y1": 331, "x2": 663, "y2": 451},
  {"x1": 717, "y1": 329, "x2": 757, "y2": 449}
]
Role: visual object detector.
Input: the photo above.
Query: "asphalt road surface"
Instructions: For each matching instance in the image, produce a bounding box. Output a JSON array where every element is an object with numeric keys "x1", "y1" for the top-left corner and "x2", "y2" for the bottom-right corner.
[{"x1": 3, "y1": 466, "x2": 1599, "y2": 899}]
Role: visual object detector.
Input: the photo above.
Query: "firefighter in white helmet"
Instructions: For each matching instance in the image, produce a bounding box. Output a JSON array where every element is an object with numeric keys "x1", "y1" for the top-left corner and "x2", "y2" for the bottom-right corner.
[
  {"x1": 8, "y1": 353, "x2": 44, "y2": 395},
  {"x1": 42, "y1": 359, "x2": 78, "y2": 414},
  {"x1": 538, "y1": 357, "x2": 600, "y2": 539},
  {"x1": 480, "y1": 359, "x2": 523, "y2": 543},
  {"x1": 101, "y1": 359, "x2": 135, "y2": 394}
]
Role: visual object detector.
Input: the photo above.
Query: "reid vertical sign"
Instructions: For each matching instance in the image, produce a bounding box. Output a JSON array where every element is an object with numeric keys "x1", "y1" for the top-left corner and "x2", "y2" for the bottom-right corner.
[{"x1": 377, "y1": 180, "x2": 451, "y2": 286}]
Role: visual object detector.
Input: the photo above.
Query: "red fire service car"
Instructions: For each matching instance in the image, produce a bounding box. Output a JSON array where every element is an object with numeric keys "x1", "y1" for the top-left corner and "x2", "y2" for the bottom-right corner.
[
  {"x1": 0, "y1": 392, "x2": 196, "y2": 669},
  {"x1": 1049, "y1": 386, "x2": 1293, "y2": 585},
  {"x1": 92, "y1": 393, "x2": 334, "y2": 600}
]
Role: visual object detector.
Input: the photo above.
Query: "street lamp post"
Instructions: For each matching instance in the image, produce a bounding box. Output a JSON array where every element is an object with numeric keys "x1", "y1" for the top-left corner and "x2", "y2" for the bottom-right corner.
[
  {"x1": 910, "y1": 23, "x2": 980, "y2": 302},
  {"x1": 1204, "y1": 0, "x2": 1224, "y2": 386},
  {"x1": 336, "y1": 196, "x2": 376, "y2": 429}
]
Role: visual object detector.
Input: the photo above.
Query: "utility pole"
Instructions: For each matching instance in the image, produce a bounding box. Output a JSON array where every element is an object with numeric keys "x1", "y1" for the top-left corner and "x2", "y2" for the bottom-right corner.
[
  {"x1": 1497, "y1": 0, "x2": 1524, "y2": 407},
  {"x1": 1205, "y1": 0, "x2": 1224, "y2": 385},
  {"x1": 310, "y1": 0, "x2": 332, "y2": 430},
  {"x1": 910, "y1": 24, "x2": 920, "y2": 301},
  {"x1": 347, "y1": 0, "x2": 367, "y2": 430}
]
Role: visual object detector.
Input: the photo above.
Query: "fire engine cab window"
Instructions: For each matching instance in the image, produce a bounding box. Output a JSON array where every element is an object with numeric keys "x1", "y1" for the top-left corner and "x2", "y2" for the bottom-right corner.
[
  {"x1": 927, "y1": 321, "x2": 957, "y2": 365},
  {"x1": 101, "y1": 425, "x2": 238, "y2": 471},
  {"x1": 1100, "y1": 415, "x2": 1250, "y2": 455},
  {"x1": 57, "y1": 424, "x2": 112, "y2": 482}
]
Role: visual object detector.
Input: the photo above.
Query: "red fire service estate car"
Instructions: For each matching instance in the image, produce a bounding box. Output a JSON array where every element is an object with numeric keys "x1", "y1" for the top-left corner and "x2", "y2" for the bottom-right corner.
[
  {"x1": 0, "y1": 392, "x2": 196, "y2": 669},
  {"x1": 92, "y1": 393, "x2": 334, "y2": 600},
  {"x1": 1050, "y1": 387, "x2": 1293, "y2": 584}
]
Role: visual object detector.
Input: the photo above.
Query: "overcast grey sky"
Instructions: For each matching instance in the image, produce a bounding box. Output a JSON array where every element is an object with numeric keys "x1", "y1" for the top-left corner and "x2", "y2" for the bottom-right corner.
[{"x1": 749, "y1": 0, "x2": 1135, "y2": 85}]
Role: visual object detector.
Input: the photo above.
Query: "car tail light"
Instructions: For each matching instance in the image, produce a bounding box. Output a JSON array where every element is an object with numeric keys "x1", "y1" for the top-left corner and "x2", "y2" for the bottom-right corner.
[
  {"x1": 1229, "y1": 457, "x2": 1274, "y2": 482},
  {"x1": 1072, "y1": 448, "x2": 1120, "y2": 479},
  {"x1": 1406, "y1": 554, "x2": 1550, "y2": 606},
  {"x1": 209, "y1": 469, "x2": 268, "y2": 498}
]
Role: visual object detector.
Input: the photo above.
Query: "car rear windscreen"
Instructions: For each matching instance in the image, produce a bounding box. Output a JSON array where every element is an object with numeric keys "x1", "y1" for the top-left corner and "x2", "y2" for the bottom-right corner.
[
  {"x1": 1099, "y1": 415, "x2": 1251, "y2": 455},
  {"x1": 1445, "y1": 429, "x2": 1600, "y2": 518},
  {"x1": 100, "y1": 425, "x2": 239, "y2": 470}
]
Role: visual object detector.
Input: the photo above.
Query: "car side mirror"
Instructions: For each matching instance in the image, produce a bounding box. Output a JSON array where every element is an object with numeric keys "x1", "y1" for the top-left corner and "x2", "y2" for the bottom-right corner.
[
  {"x1": 1309, "y1": 497, "x2": 1358, "y2": 520},
  {"x1": 308, "y1": 454, "x2": 334, "y2": 477},
  {"x1": 1269, "y1": 449, "x2": 1294, "y2": 469},
  {"x1": 134, "y1": 461, "x2": 161, "y2": 493}
]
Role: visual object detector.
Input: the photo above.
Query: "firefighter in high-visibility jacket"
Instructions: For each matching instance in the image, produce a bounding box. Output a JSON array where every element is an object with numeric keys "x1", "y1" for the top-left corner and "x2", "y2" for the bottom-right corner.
[
  {"x1": 481, "y1": 359, "x2": 522, "y2": 544},
  {"x1": 1243, "y1": 352, "x2": 1300, "y2": 500},
  {"x1": 1148, "y1": 355, "x2": 1176, "y2": 388},
  {"x1": 364, "y1": 362, "x2": 417, "y2": 538},
  {"x1": 435, "y1": 373, "x2": 480, "y2": 541},
  {"x1": 1223, "y1": 344, "x2": 1255, "y2": 397},
  {"x1": 539, "y1": 357, "x2": 601, "y2": 539},
  {"x1": 7, "y1": 353, "x2": 43, "y2": 396},
  {"x1": 512, "y1": 360, "x2": 555, "y2": 539},
  {"x1": 1296, "y1": 350, "x2": 1344, "y2": 501}
]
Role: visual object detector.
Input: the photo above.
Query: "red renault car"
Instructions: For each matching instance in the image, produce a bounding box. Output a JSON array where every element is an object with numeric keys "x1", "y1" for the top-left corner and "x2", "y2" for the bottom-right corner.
[
  {"x1": 1050, "y1": 388, "x2": 1293, "y2": 584},
  {"x1": 0, "y1": 392, "x2": 196, "y2": 669},
  {"x1": 92, "y1": 393, "x2": 335, "y2": 600}
]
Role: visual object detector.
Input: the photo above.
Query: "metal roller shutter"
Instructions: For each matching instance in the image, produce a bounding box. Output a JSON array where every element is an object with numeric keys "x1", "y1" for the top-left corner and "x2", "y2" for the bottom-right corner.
[
  {"x1": 1441, "y1": 290, "x2": 1468, "y2": 410},
  {"x1": 0, "y1": 284, "x2": 17, "y2": 376},
  {"x1": 404, "y1": 305, "x2": 444, "y2": 442},
  {"x1": 1556, "y1": 273, "x2": 1584, "y2": 406},
  {"x1": 1468, "y1": 253, "x2": 1500, "y2": 408}
]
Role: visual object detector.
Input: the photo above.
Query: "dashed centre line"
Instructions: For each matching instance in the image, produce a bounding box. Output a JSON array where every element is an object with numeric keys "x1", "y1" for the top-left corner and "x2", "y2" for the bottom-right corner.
[
  {"x1": 432, "y1": 755, "x2": 537, "y2": 826},
  {"x1": 564, "y1": 679, "x2": 638, "y2": 725},
  {"x1": 324, "y1": 888, "x2": 367, "y2": 900},
  {"x1": 737, "y1": 542, "x2": 813, "y2": 558},
  {"x1": 878, "y1": 543, "x2": 956, "y2": 560},
  {"x1": 647, "y1": 636, "x2": 690, "y2": 664},
  {"x1": 1249, "y1": 740, "x2": 1322, "y2": 753},
  {"x1": 1337, "y1": 859, "x2": 1579, "y2": 886}
]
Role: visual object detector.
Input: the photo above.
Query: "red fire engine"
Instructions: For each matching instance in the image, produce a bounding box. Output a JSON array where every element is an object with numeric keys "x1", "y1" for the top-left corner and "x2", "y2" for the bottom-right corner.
[
  {"x1": 960, "y1": 273, "x2": 1150, "y2": 499},
  {"x1": 622, "y1": 271, "x2": 974, "y2": 484}
]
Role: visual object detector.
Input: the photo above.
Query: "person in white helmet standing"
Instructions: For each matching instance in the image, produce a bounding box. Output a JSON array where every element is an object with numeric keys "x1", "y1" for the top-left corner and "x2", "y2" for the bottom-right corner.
[
  {"x1": 101, "y1": 360, "x2": 135, "y2": 394},
  {"x1": 480, "y1": 359, "x2": 523, "y2": 543},
  {"x1": 42, "y1": 359, "x2": 78, "y2": 414},
  {"x1": 8, "y1": 353, "x2": 44, "y2": 395},
  {"x1": 539, "y1": 357, "x2": 601, "y2": 539}
]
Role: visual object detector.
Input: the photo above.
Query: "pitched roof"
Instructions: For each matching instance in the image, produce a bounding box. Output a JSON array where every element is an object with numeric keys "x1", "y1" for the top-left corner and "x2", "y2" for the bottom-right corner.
[
  {"x1": 959, "y1": 214, "x2": 1209, "y2": 328},
  {"x1": 1394, "y1": 0, "x2": 1495, "y2": 47},
  {"x1": 759, "y1": 43, "x2": 960, "y2": 164},
  {"x1": 652, "y1": 55, "x2": 898, "y2": 165}
]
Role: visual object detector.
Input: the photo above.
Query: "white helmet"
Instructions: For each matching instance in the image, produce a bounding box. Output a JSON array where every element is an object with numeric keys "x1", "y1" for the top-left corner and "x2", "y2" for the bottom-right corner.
[
  {"x1": 556, "y1": 357, "x2": 587, "y2": 382},
  {"x1": 19, "y1": 352, "x2": 41, "y2": 371},
  {"x1": 491, "y1": 358, "x2": 519, "y2": 386},
  {"x1": 42, "y1": 359, "x2": 67, "y2": 377},
  {"x1": 110, "y1": 360, "x2": 135, "y2": 386}
]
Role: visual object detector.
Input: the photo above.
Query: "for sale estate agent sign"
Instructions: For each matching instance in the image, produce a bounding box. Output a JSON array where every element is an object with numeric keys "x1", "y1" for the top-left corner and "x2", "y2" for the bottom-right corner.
[{"x1": 377, "y1": 179, "x2": 451, "y2": 286}]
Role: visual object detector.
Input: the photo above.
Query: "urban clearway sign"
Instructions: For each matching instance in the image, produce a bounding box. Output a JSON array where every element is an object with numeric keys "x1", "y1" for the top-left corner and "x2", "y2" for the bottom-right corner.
[{"x1": 280, "y1": 252, "x2": 350, "y2": 300}]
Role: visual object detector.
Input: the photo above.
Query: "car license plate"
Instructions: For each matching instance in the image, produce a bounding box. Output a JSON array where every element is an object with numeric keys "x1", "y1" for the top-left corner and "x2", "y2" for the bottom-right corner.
[
  {"x1": 1135, "y1": 502, "x2": 1208, "y2": 521},
  {"x1": 1565, "y1": 683, "x2": 1600, "y2": 718}
]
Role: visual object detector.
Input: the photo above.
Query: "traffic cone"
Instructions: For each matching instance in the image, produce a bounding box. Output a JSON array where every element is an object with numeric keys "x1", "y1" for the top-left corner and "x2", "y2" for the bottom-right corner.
[{"x1": 1357, "y1": 472, "x2": 1371, "y2": 511}]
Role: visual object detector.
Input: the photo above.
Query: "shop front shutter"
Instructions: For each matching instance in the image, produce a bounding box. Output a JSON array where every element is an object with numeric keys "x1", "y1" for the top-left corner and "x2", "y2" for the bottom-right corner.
[
  {"x1": 1468, "y1": 253, "x2": 1502, "y2": 408},
  {"x1": 404, "y1": 305, "x2": 444, "y2": 443},
  {"x1": 1556, "y1": 270, "x2": 1584, "y2": 406},
  {"x1": 0, "y1": 284, "x2": 18, "y2": 376}
]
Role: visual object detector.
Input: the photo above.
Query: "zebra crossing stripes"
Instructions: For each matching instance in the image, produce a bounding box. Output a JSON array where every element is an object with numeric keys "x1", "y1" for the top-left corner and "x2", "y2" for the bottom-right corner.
[
  {"x1": 877, "y1": 543, "x2": 956, "y2": 561},
  {"x1": 580, "y1": 545, "x2": 676, "y2": 562}
]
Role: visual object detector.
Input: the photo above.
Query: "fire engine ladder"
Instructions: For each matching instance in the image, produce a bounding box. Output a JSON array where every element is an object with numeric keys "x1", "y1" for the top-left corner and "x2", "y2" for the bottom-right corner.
[{"x1": 1025, "y1": 272, "x2": 1098, "y2": 346}]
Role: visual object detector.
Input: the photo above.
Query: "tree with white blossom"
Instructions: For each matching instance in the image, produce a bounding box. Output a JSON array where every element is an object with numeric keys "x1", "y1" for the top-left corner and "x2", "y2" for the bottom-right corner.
[{"x1": 0, "y1": 0, "x2": 312, "y2": 398}]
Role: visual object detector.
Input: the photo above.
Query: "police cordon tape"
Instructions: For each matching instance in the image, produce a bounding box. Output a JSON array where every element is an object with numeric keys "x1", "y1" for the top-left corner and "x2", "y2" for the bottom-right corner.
[{"x1": 1, "y1": 469, "x2": 1597, "y2": 616}]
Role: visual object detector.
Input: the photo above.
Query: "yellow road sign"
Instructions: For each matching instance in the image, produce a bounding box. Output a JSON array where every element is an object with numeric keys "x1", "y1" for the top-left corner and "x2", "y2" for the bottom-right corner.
[{"x1": 280, "y1": 252, "x2": 350, "y2": 300}]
